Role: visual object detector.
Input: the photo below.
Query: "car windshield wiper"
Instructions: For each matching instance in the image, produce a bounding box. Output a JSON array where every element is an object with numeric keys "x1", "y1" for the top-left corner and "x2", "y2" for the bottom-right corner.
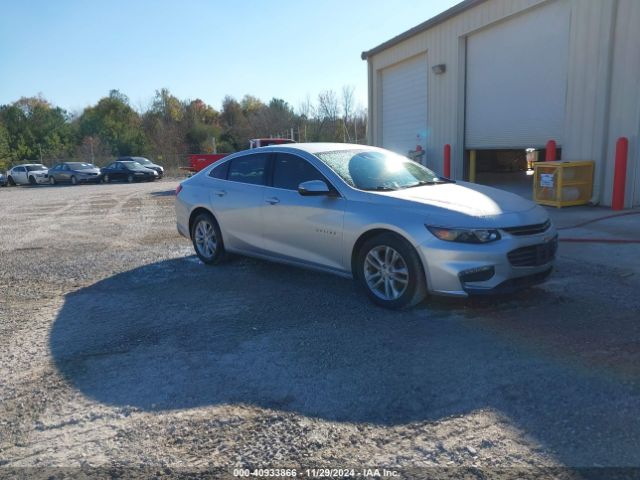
[
  {"x1": 401, "y1": 180, "x2": 440, "y2": 189},
  {"x1": 363, "y1": 185, "x2": 399, "y2": 191}
]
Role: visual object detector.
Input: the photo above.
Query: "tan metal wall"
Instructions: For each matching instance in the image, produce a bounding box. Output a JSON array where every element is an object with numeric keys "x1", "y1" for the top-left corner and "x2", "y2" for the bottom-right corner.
[
  {"x1": 604, "y1": 0, "x2": 640, "y2": 207},
  {"x1": 366, "y1": 0, "x2": 640, "y2": 206}
]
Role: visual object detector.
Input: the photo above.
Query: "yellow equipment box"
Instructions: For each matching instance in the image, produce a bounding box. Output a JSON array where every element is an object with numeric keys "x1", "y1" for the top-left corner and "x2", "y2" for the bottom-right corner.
[{"x1": 533, "y1": 161, "x2": 594, "y2": 208}]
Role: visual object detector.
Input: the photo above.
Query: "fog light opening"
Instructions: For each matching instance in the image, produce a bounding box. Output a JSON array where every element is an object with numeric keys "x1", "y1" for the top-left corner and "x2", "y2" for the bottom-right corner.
[{"x1": 459, "y1": 266, "x2": 495, "y2": 283}]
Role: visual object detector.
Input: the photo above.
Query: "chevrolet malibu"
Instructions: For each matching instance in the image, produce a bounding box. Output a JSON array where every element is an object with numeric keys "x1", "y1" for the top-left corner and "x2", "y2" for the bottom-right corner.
[{"x1": 175, "y1": 143, "x2": 557, "y2": 309}]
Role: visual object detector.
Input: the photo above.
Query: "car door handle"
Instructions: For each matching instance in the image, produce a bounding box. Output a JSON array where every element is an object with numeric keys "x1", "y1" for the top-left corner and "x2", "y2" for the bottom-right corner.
[
  {"x1": 214, "y1": 190, "x2": 227, "y2": 197},
  {"x1": 265, "y1": 197, "x2": 280, "y2": 205}
]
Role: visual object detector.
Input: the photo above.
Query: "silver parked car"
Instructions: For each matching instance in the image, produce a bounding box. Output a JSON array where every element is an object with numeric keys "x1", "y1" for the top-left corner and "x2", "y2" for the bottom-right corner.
[
  {"x1": 48, "y1": 162, "x2": 102, "y2": 185},
  {"x1": 175, "y1": 143, "x2": 557, "y2": 309}
]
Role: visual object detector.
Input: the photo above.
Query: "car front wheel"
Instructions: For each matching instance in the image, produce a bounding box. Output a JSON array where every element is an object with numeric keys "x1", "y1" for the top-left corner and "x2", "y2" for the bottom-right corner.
[
  {"x1": 127, "y1": 174, "x2": 134, "y2": 183},
  {"x1": 191, "y1": 212, "x2": 225, "y2": 265},
  {"x1": 71, "y1": 175, "x2": 77, "y2": 185},
  {"x1": 356, "y1": 232, "x2": 427, "y2": 309},
  {"x1": 49, "y1": 176, "x2": 56, "y2": 185}
]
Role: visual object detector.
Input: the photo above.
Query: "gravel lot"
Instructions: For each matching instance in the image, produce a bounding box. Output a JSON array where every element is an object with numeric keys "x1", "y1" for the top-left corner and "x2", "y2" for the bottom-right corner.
[{"x1": 1, "y1": 181, "x2": 640, "y2": 478}]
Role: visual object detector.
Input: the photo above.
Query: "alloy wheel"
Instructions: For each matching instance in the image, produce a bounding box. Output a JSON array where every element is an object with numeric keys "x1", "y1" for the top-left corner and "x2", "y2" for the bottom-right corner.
[
  {"x1": 363, "y1": 245, "x2": 409, "y2": 301},
  {"x1": 194, "y1": 219, "x2": 217, "y2": 260}
]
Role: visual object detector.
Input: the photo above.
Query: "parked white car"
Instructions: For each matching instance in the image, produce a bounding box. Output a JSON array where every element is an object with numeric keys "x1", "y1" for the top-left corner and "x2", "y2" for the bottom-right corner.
[{"x1": 6, "y1": 164, "x2": 49, "y2": 186}]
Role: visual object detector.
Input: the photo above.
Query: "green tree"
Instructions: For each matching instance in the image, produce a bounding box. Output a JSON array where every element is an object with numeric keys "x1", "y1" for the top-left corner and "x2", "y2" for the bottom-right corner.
[
  {"x1": 0, "y1": 121, "x2": 11, "y2": 170},
  {"x1": 78, "y1": 90, "x2": 147, "y2": 156},
  {"x1": 219, "y1": 96, "x2": 252, "y2": 151},
  {"x1": 184, "y1": 99, "x2": 220, "y2": 153},
  {"x1": 0, "y1": 96, "x2": 76, "y2": 163}
]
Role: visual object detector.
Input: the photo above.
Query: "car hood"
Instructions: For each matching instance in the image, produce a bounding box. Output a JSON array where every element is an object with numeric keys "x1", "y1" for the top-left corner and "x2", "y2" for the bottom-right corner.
[{"x1": 373, "y1": 181, "x2": 548, "y2": 227}]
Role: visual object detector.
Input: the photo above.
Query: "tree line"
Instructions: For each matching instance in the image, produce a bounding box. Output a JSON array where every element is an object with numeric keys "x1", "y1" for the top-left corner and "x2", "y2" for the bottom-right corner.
[{"x1": 0, "y1": 87, "x2": 367, "y2": 171}]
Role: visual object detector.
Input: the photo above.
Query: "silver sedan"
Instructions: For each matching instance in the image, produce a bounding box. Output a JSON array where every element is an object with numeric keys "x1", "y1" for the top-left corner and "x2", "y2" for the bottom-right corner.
[{"x1": 175, "y1": 143, "x2": 557, "y2": 309}]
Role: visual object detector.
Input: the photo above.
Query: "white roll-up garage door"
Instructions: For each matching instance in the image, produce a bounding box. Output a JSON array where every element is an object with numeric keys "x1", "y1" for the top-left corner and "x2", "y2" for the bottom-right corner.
[
  {"x1": 465, "y1": 0, "x2": 570, "y2": 149},
  {"x1": 381, "y1": 54, "x2": 428, "y2": 156}
]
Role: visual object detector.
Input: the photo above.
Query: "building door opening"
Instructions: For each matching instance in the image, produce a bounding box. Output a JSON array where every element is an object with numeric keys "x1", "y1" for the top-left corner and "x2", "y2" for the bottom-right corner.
[{"x1": 469, "y1": 148, "x2": 562, "y2": 199}]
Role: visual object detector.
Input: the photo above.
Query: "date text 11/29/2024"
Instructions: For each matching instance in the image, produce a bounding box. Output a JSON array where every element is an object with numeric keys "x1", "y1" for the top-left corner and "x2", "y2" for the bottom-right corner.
[{"x1": 233, "y1": 468, "x2": 400, "y2": 478}]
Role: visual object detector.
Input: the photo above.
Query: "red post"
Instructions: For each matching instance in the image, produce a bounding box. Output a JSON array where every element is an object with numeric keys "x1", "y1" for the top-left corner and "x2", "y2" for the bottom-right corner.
[
  {"x1": 443, "y1": 144, "x2": 451, "y2": 178},
  {"x1": 545, "y1": 140, "x2": 557, "y2": 161},
  {"x1": 612, "y1": 137, "x2": 629, "y2": 210}
]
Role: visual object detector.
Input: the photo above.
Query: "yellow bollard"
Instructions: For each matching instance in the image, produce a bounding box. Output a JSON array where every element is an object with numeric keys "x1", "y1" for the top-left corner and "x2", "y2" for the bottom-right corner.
[{"x1": 469, "y1": 150, "x2": 477, "y2": 183}]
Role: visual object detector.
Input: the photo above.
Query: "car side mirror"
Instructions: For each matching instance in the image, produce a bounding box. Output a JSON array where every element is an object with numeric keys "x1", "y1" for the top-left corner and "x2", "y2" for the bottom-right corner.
[{"x1": 298, "y1": 180, "x2": 333, "y2": 196}]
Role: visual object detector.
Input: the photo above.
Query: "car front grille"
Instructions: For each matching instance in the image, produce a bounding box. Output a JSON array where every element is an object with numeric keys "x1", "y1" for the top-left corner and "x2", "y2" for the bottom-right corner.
[
  {"x1": 502, "y1": 219, "x2": 551, "y2": 236},
  {"x1": 508, "y1": 237, "x2": 558, "y2": 267}
]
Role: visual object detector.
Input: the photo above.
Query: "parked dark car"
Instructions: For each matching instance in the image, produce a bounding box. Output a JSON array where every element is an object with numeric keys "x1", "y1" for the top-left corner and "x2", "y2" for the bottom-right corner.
[
  {"x1": 101, "y1": 161, "x2": 158, "y2": 183},
  {"x1": 48, "y1": 162, "x2": 102, "y2": 185},
  {"x1": 117, "y1": 156, "x2": 164, "y2": 178}
]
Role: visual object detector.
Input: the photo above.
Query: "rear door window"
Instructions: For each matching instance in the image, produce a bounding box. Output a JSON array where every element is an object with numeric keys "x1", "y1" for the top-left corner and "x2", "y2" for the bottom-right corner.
[
  {"x1": 227, "y1": 154, "x2": 268, "y2": 186},
  {"x1": 208, "y1": 161, "x2": 230, "y2": 180}
]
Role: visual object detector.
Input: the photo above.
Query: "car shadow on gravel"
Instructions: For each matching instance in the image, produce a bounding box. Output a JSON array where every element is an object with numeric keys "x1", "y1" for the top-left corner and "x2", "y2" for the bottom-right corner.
[
  {"x1": 49, "y1": 256, "x2": 640, "y2": 465},
  {"x1": 149, "y1": 189, "x2": 176, "y2": 197}
]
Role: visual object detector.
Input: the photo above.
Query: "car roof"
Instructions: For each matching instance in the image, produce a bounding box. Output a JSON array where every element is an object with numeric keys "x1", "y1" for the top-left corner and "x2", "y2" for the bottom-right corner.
[
  {"x1": 256, "y1": 142, "x2": 379, "y2": 155},
  {"x1": 15, "y1": 163, "x2": 46, "y2": 167}
]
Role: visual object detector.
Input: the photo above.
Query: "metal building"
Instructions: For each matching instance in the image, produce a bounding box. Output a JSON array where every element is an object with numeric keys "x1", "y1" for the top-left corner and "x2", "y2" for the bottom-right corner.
[{"x1": 362, "y1": 0, "x2": 640, "y2": 207}]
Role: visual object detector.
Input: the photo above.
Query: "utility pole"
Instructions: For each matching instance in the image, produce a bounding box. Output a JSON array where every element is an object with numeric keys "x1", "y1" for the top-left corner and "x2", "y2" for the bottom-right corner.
[{"x1": 354, "y1": 117, "x2": 358, "y2": 143}]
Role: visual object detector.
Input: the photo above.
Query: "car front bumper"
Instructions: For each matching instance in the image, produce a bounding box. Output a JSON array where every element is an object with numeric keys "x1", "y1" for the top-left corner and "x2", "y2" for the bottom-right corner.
[{"x1": 418, "y1": 229, "x2": 558, "y2": 297}]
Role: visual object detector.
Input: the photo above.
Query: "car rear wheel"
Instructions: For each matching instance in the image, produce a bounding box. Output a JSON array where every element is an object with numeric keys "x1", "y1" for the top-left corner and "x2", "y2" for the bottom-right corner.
[
  {"x1": 191, "y1": 212, "x2": 225, "y2": 265},
  {"x1": 127, "y1": 174, "x2": 134, "y2": 183},
  {"x1": 71, "y1": 175, "x2": 77, "y2": 185},
  {"x1": 356, "y1": 232, "x2": 427, "y2": 309}
]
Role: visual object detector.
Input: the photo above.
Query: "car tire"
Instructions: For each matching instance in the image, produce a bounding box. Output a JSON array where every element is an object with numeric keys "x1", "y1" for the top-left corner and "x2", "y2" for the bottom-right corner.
[
  {"x1": 127, "y1": 174, "x2": 134, "y2": 183},
  {"x1": 191, "y1": 212, "x2": 225, "y2": 265},
  {"x1": 29, "y1": 176, "x2": 36, "y2": 185},
  {"x1": 8, "y1": 176, "x2": 15, "y2": 186},
  {"x1": 71, "y1": 175, "x2": 77, "y2": 185},
  {"x1": 104, "y1": 174, "x2": 110, "y2": 183},
  {"x1": 49, "y1": 176, "x2": 56, "y2": 185},
  {"x1": 356, "y1": 232, "x2": 427, "y2": 309}
]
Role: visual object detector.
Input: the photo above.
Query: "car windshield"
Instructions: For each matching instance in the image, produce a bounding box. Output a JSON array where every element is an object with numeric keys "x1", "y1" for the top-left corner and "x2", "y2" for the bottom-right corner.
[
  {"x1": 67, "y1": 163, "x2": 95, "y2": 170},
  {"x1": 122, "y1": 161, "x2": 145, "y2": 170},
  {"x1": 25, "y1": 165, "x2": 46, "y2": 172},
  {"x1": 134, "y1": 158, "x2": 152, "y2": 165},
  {"x1": 315, "y1": 149, "x2": 444, "y2": 191}
]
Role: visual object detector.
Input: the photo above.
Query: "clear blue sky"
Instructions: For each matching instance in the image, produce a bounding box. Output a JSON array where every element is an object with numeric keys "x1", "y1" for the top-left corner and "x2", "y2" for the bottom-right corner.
[{"x1": 0, "y1": 0, "x2": 458, "y2": 114}]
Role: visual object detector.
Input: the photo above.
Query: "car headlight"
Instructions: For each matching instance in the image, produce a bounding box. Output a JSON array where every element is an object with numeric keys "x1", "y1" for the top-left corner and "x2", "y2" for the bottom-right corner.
[{"x1": 426, "y1": 226, "x2": 501, "y2": 243}]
